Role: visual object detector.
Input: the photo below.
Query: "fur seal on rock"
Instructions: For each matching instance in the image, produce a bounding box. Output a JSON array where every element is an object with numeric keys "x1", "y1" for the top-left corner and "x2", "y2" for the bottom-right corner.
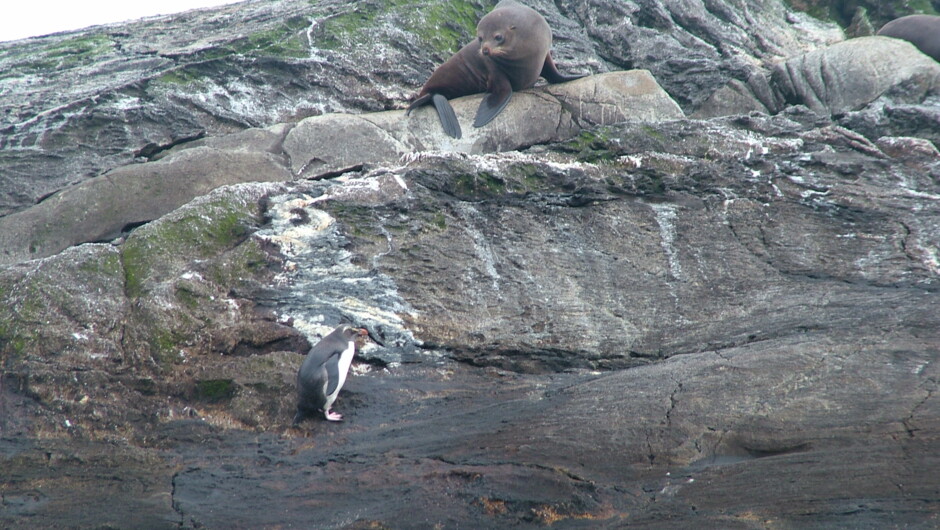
[
  {"x1": 292, "y1": 325, "x2": 367, "y2": 424},
  {"x1": 877, "y1": 15, "x2": 940, "y2": 63},
  {"x1": 407, "y1": 0, "x2": 584, "y2": 138}
]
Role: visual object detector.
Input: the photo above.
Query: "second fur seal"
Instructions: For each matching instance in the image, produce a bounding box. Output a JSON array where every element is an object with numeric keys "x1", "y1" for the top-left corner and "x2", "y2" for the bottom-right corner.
[
  {"x1": 877, "y1": 15, "x2": 940, "y2": 63},
  {"x1": 406, "y1": 0, "x2": 583, "y2": 139}
]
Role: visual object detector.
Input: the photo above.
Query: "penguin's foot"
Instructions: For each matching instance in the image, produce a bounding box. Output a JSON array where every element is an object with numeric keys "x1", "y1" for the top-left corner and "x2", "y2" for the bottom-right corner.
[{"x1": 325, "y1": 410, "x2": 343, "y2": 421}]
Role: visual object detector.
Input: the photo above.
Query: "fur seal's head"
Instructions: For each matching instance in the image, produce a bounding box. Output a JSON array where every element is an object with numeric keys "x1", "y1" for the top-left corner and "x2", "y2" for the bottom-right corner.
[
  {"x1": 477, "y1": 10, "x2": 520, "y2": 60},
  {"x1": 476, "y1": 1, "x2": 551, "y2": 64}
]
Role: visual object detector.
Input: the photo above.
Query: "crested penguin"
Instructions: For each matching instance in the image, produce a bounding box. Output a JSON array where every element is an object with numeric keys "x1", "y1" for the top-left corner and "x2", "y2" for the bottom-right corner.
[{"x1": 292, "y1": 325, "x2": 367, "y2": 424}]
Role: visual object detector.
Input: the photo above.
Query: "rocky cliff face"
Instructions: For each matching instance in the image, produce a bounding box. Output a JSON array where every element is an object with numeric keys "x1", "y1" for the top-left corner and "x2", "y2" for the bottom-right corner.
[
  {"x1": 0, "y1": 0, "x2": 846, "y2": 218},
  {"x1": 2, "y1": 0, "x2": 939, "y2": 528}
]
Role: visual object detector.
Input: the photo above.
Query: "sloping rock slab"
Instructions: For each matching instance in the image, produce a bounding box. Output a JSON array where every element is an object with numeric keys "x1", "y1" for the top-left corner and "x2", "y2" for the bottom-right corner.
[
  {"x1": 772, "y1": 36, "x2": 940, "y2": 115},
  {"x1": 283, "y1": 70, "x2": 684, "y2": 178},
  {"x1": 0, "y1": 147, "x2": 291, "y2": 265},
  {"x1": 0, "y1": 71, "x2": 681, "y2": 267}
]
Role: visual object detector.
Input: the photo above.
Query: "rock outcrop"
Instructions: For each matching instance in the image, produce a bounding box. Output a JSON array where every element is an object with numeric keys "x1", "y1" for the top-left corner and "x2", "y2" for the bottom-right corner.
[
  {"x1": 772, "y1": 36, "x2": 940, "y2": 116},
  {"x1": 1, "y1": 0, "x2": 846, "y2": 217},
  {"x1": 1, "y1": 0, "x2": 939, "y2": 528},
  {"x1": 0, "y1": 71, "x2": 683, "y2": 265}
]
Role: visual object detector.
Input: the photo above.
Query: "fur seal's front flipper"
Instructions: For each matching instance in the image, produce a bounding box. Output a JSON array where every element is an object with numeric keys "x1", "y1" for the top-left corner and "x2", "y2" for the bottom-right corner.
[
  {"x1": 473, "y1": 73, "x2": 513, "y2": 128},
  {"x1": 432, "y1": 94, "x2": 462, "y2": 138},
  {"x1": 540, "y1": 53, "x2": 585, "y2": 83}
]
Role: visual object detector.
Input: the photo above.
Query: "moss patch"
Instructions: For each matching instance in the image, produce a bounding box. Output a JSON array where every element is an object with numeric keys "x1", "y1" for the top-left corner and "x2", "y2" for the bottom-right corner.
[
  {"x1": 148, "y1": 328, "x2": 189, "y2": 366},
  {"x1": 0, "y1": 320, "x2": 28, "y2": 360},
  {"x1": 316, "y1": 0, "x2": 484, "y2": 55},
  {"x1": 78, "y1": 250, "x2": 124, "y2": 278},
  {"x1": 206, "y1": 237, "x2": 271, "y2": 288},
  {"x1": 15, "y1": 33, "x2": 114, "y2": 72},
  {"x1": 121, "y1": 196, "x2": 257, "y2": 299},
  {"x1": 195, "y1": 379, "x2": 237, "y2": 402},
  {"x1": 783, "y1": 0, "x2": 833, "y2": 21},
  {"x1": 562, "y1": 130, "x2": 618, "y2": 163},
  {"x1": 236, "y1": 15, "x2": 311, "y2": 58},
  {"x1": 409, "y1": 0, "x2": 482, "y2": 54},
  {"x1": 455, "y1": 171, "x2": 507, "y2": 196},
  {"x1": 431, "y1": 211, "x2": 447, "y2": 230},
  {"x1": 155, "y1": 68, "x2": 201, "y2": 86}
]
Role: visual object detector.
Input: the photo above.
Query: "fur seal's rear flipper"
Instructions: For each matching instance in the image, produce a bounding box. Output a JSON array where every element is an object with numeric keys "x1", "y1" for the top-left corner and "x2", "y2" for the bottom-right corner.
[
  {"x1": 406, "y1": 93, "x2": 432, "y2": 114},
  {"x1": 406, "y1": 93, "x2": 462, "y2": 139},
  {"x1": 473, "y1": 74, "x2": 513, "y2": 128},
  {"x1": 540, "y1": 53, "x2": 585, "y2": 83},
  {"x1": 432, "y1": 94, "x2": 462, "y2": 139}
]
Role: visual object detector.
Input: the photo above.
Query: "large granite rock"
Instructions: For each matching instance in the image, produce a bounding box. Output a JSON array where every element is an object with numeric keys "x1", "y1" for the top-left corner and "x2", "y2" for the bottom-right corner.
[{"x1": 772, "y1": 36, "x2": 940, "y2": 116}]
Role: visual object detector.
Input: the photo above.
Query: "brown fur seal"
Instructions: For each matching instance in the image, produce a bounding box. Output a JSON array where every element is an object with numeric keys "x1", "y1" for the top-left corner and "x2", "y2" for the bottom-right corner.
[
  {"x1": 406, "y1": 0, "x2": 583, "y2": 139},
  {"x1": 877, "y1": 15, "x2": 940, "y2": 63}
]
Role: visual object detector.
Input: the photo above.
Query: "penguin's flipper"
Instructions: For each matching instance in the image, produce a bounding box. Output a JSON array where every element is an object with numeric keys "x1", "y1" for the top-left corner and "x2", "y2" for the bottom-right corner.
[
  {"x1": 431, "y1": 94, "x2": 461, "y2": 139},
  {"x1": 540, "y1": 52, "x2": 585, "y2": 84},
  {"x1": 325, "y1": 354, "x2": 341, "y2": 396},
  {"x1": 473, "y1": 74, "x2": 512, "y2": 128}
]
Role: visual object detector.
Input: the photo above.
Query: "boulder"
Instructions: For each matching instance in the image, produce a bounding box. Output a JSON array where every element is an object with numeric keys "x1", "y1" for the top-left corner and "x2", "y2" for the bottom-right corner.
[
  {"x1": 771, "y1": 36, "x2": 940, "y2": 115},
  {"x1": 0, "y1": 71, "x2": 681, "y2": 266},
  {"x1": 0, "y1": 146, "x2": 292, "y2": 265},
  {"x1": 283, "y1": 70, "x2": 684, "y2": 178}
]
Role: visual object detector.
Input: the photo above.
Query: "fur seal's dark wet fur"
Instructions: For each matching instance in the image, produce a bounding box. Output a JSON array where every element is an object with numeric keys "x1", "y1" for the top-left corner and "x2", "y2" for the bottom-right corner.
[{"x1": 407, "y1": 0, "x2": 583, "y2": 138}]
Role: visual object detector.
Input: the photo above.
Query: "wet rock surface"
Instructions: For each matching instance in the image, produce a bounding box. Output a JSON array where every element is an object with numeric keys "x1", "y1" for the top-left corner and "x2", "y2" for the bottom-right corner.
[
  {"x1": 2, "y1": 0, "x2": 940, "y2": 528},
  {"x1": 3, "y1": 109, "x2": 940, "y2": 527}
]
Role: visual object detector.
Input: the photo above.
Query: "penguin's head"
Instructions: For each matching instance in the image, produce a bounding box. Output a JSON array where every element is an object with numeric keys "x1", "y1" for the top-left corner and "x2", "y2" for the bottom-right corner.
[{"x1": 340, "y1": 326, "x2": 368, "y2": 340}]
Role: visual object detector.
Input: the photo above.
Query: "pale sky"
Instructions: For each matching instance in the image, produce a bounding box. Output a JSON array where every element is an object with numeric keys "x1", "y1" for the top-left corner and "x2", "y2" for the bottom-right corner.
[{"x1": 0, "y1": 0, "x2": 243, "y2": 43}]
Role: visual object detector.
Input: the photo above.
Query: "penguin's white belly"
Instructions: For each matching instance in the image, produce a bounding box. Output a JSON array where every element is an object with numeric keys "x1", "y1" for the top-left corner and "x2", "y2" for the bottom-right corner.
[{"x1": 327, "y1": 340, "x2": 356, "y2": 400}]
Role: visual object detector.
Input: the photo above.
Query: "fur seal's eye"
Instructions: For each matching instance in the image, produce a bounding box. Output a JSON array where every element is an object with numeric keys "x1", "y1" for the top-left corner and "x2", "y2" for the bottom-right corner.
[
  {"x1": 478, "y1": 36, "x2": 483, "y2": 43},
  {"x1": 494, "y1": 34, "x2": 504, "y2": 43}
]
